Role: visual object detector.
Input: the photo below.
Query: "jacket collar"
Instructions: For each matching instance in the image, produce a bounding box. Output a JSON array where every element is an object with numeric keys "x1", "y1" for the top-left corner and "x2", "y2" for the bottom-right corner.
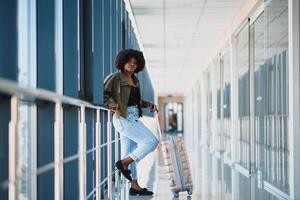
[{"x1": 119, "y1": 71, "x2": 139, "y2": 87}]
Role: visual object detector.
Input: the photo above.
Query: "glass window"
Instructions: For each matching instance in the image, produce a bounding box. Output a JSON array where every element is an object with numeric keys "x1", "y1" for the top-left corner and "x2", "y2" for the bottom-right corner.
[
  {"x1": 164, "y1": 102, "x2": 183, "y2": 133},
  {"x1": 237, "y1": 23, "x2": 250, "y2": 169},
  {"x1": 251, "y1": 0, "x2": 289, "y2": 196},
  {"x1": 216, "y1": 62, "x2": 222, "y2": 151},
  {"x1": 252, "y1": 12, "x2": 265, "y2": 182},
  {"x1": 222, "y1": 51, "x2": 231, "y2": 158},
  {"x1": 207, "y1": 71, "x2": 213, "y2": 147},
  {"x1": 264, "y1": 0, "x2": 289, "y2": 194}
]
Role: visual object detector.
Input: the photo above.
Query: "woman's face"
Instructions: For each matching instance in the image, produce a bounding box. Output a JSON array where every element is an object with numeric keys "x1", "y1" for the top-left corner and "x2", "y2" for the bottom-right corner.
[{"x1": 124, "y1": 57, "x2": 138, "y2": 73}]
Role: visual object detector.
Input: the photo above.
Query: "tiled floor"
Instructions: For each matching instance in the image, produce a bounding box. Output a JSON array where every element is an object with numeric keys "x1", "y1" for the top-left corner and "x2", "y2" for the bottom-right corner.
[
  {"x1": 106, "y1": 135, "x2": 286, "y2": 200},
  {"x1": 107, "y1": 145, "x2": 197, "y2": 200}
]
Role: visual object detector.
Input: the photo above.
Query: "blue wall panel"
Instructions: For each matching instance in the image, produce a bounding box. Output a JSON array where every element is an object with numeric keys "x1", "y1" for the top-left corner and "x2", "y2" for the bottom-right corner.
[
  {"x1": 37, "y1": 102, "x2": 55, "y2": 200},
  {"x1": 121, "y1": 1, "x2": 126, "y2": 49},
  {"x1": 37, "y1": 171, "x2": 54, "y2": 200},
  {"x1": 86, "y1": 109, "x2": 94, "y2": 196},
  {"x1": 111, "y1": 0, "x2": 117, "y2": 67},
  {"x1": 138, "y1": 68, "x2": 155, "y2": 117},
  {"x1": 0, "y1": 0, "x2": 17, "y2": 80},
  {"x1": 82, "y1": 0, "x2": 94, "y2": 102},
  {"x1": 37, "y1": 0, "x2": 55, "y2": 91},
  {"x1": 94, "y1": 0, "x2": 104, "y2": 105},
  {"x1": 64, "y1": 160, "x2": 79, "y2": 200},
  {"x1": 116, "y1": 0, "x2": 122, "y2": 53},
  {"x1": 125, "y1": 11, "x2": 129, "y2": 48},
  {"x1": 63, "y1": 106, "x2": 79, "y2": 200},
  {"x1": 63, "y1": 0, "x2": 79, "y2": 98},
  {"x1": 0, "y1": 96, "x2": 10, "y2": 200},
  {"x1": 103, "y1": 0, "x2": 112, "y2": 77},
  {"x1": 100, "y1": 111, "x2": 108, "y2": 195},
  {"x1": 63, "y1": 1, "x2": 80, "y2": 198}
]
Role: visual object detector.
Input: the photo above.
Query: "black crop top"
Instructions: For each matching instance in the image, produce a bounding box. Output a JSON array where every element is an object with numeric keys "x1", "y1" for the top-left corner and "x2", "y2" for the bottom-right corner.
[{"x1": 127, "y1": 86, "x2": 141, "y2": 106}]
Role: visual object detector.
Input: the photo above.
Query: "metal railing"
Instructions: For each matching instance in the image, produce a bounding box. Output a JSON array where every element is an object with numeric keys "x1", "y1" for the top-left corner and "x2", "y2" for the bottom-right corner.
[{"x1": 0, "y1": 78, "x2": 120, "y2": 200}]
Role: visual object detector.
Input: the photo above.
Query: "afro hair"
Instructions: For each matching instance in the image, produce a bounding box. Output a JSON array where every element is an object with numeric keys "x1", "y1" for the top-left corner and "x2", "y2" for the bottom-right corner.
[{"x1": 115, "y1": 49, "x2": 145, "y2": 73}]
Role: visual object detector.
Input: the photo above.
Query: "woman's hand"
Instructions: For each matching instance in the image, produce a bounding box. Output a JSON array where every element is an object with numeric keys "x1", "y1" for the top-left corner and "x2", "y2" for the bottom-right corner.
[{"x1": 148, "y1": 104, "x2": 158, "y2": 113}]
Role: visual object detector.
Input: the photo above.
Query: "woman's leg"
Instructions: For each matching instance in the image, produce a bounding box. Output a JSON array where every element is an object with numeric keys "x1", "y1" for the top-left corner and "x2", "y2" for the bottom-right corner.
[
  {"x1": 113, "y1": 116, "x2": 158, "y2": 184},
  {"x1": 120, "y1": 120, "x2": 159, "y2": 164},
  {"x1": 120, "y1": 134, "x2": 138, "y2": 180},
  {"x1": 120, "y1": 135, "x2": 145, "y2": 190}
]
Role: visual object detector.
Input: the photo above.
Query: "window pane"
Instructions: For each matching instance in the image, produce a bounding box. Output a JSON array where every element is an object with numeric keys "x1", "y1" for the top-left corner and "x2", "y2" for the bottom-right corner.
[
  {"x1": 264, "y1": 0, "x2": 289, "y2": 194},
  {"x1": 222, "y1": 51, "x2": 231, "y2": 159},
  {"x1": 237, "y1": 24, "x2": 250, "y2": 169},
  {"x1": 207, "y1": 71, "x2": 213, "y2": 147}
]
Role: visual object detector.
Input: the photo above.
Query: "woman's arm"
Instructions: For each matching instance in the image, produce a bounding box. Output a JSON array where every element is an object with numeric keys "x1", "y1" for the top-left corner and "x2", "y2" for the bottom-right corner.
[
  {"x1": 104, "y1": 75, "x2": 118, "y2": 110},
  {"x1": 141, "y1": 99, "x2": 158, "y2": 112},
  {"x1": 141, "y1": 99, "x2": 153, "y2": 108}
]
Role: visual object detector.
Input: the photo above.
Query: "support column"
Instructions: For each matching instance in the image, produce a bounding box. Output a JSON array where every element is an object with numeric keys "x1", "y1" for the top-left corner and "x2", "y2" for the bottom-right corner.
[
  {"x1": 230, "y1": 35, "x2": 239, "y2": 200},
  {"x1": 8, "y1": 96, "x2": 19, "y2": 200},
  {"x1": 54, "y1": 102, "x2": 63, "y2": 200},
  {"x1": 106, "y1": 111, "x2": 112, "y2": 199},
  {"x1": 95, "y1": 109, "x2": 101, "y2": 200},
  {"x1": 288, "y1": 0, "x2": 300, "y2": 199},
  {"x1": 114, "y1": 129, "x2": 119, "y2": 193},
  {"x1": 79, "y1": 106, "x2": 86, "y2": 200}
]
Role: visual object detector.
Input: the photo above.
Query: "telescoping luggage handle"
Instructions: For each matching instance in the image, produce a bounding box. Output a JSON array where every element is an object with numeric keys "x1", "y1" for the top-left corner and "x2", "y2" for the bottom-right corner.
[{"x1": 154, "y1": 110, "x2": 162, "y2": 140}]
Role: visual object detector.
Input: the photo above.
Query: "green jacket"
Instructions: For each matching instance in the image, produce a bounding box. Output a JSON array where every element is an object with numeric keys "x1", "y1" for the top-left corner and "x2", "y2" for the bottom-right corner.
[{"x1": 104, "y1": 71, "x2": 153, "y2": 118}]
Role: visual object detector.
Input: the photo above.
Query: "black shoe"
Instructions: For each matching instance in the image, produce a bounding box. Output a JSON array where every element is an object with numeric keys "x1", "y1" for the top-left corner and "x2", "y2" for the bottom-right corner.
[
  {"x1": 129, "y1": 188, "x2": 154, "y2": 196},
  {"x1": 115, "y1": 160, "x2": 132, "y2": 181},
  {"x1": 142, "y1": 188, "x2": 154, "y2": 195}
]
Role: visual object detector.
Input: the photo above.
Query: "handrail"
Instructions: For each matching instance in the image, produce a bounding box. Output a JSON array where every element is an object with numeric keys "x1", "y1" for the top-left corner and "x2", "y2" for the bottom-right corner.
[
  {"x1": 0, "y1": 77, "x2": 120, "y2": 200},
  {"x1": 0, "y1": 78, "x2": 109, "y2": 110}
]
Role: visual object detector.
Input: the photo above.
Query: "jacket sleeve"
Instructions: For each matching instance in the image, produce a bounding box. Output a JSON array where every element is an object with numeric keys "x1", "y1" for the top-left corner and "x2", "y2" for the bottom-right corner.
[
  {"x1": 104, "y1": 75, "x2": 118, "y2": 110},
  {"x1": 141, "y1": 99, "x2": 153, "y2": 108}
]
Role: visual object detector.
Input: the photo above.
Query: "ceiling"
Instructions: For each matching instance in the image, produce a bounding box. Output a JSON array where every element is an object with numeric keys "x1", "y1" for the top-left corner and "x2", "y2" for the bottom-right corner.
[{"x1": 129, "y1": 0, "x2": 246, "y2": 96}]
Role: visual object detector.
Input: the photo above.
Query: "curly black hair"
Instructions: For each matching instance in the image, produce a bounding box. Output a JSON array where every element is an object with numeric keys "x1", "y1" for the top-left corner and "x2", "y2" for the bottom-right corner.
[{"x1": 115, "y1": 49, "x2": 145, "y2": 73}]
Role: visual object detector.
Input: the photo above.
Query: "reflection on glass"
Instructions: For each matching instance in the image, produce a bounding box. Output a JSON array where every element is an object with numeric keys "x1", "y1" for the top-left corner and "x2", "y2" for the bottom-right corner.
[
  {"x1": 216, "y1": 62, "x2": 222, "y2": 151},
  {"x1": 207, "y1": 71, "x2": 213, "y2": 147},
  {"x1": 263, "y1": 0, "x2": 289, "y2": 193},
  {"x1": 253, "y1": 12, "x2": 266, "y2": 193},
  {"x1": 194, "y1": 146, "x2": 285, "y2": 200},
  {"x1": 238, "y1": 173, "x2": 251, "y2": 200},
  {"x1": 192, "y1": 1, "x2": 289, "y2": 199},
  {"x1": 237, "y1": 23, "x2": 250, "y2": 169},
  {"x1": 222, "y1": 52, "x2": 231, "y2": 159}
]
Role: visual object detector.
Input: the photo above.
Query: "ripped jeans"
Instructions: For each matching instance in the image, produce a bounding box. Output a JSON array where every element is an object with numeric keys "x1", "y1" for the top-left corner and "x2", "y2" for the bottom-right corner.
[{"x1": 112, "y1": 106, "x2": 159, "y2": 180}]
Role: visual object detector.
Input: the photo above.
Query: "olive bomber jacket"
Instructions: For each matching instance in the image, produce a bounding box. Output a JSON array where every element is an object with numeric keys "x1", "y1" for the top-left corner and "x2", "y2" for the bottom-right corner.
[{"x1": 104, "y1": 71, "x2": 153, "y2": 118}]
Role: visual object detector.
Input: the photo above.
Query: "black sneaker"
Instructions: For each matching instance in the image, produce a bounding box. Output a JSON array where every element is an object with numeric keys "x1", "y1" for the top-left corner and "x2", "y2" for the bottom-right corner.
[
  {"x1": 115, "y1": 160, "x2": 132, "y2": 181},
  {"x1": 129, "y1": 188, "x2": 154, "y2": 196}
]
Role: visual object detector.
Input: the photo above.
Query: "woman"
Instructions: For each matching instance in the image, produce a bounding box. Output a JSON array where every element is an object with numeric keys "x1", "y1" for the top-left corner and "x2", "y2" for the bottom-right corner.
[{"x1": 104, "y1": 49, "x2": 159, "y2": 196}]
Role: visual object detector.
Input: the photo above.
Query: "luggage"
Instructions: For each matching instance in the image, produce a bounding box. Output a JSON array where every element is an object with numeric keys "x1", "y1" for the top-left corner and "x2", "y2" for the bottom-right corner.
[{"x1": 161, "y1": 135, "x2": 193, "y2": 198}]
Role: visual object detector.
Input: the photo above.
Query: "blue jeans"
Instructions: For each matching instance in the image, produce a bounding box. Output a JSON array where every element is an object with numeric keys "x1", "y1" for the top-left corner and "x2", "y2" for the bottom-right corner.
[{"x1": 112, "y1": 106, "x2": 159, "y2": 180}]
